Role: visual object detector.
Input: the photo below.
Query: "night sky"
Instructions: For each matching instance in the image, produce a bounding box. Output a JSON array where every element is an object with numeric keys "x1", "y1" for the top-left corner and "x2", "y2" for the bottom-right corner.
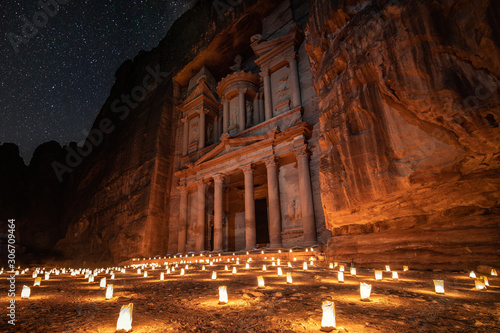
[{"x1": 0, "y1": 0, "x2": 197, "y2": 163}]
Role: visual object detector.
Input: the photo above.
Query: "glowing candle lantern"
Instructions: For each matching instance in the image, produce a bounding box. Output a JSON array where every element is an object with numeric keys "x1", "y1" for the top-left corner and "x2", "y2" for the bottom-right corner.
[
  {"x1": 257, "y1": 276, "x2": 265, "y2": 288},
  {"x1": 294, "y1": 257, "x2": 297, "y2": 261},
  {"x1": 403, "y1": 266, "x2": 409, "y2": 272},
  {"x1": 34, "y1": 277, "x2": 41, "y2": 286},
  {"x1": 232, "y1": 267, "x2": 237, "y2": 274},
  {"x1": 272, "y1": 261, "x2": 276, "y2": 267},
  {"x1": 306, "y1": 249, "x2": 308, "y2": 252},
  {"x1": 475, "y1": 279, "x2": 486, "y2": 290},
  {"x1": 143, "y1": 271, "x2": 147, "y2": 278},
  {"x1": 21, "y1": 285, "x2": 30, "y2": 299},
  {"x1": 180, "y1": 268, "x2": 185, "y2": 276},
  {"x1": 338, "y1": 271, "x2": 344, "y2": 283},
  {"x1": 492, "y1": 269, "x2": 497, "y2": 276},
  {"x1": 160, "y1": 272, "x2": 164, "y2": 281},
  {"x1": 375, "y1": 270, "x2": 383, "y2": 280},
  {"x1": 185, "y1": 265, "x2": 189, "y2": 270},
  {"x1": 32, "y1": 272, "x2": 37, "y2": 278},
  {"x1": 111, "y1": 273, "x2": 115, "y2": 280},
  {"x1": 172, "y1": 267, "x2": 175, "y2": 272},
  {"x1": 210, "y1": 261, "x2": 214, "y2": 266},
  {"x1": 329, "y1": 263, "x2": 333, "y2": 269},
  {"x1": 277, "y1": 259, "x2": 281, "y2": 266},
  {"x1": 212, "y1": 271, "x2": 217, "y2": 280},
  {"x1": 202, "y1": 266, "x2": 205, "y2": 271},
  {"x1": 350, "y1": 267, "x2": 357, "y2": 276},
  {"x1": 100, "y1": 277, "x2": 106, "y2": 288},
  {"x1": 89, "y1": 275, "x2": 94, "y2": 283},
  {"x1": 116, "y1": 303, "x2": 133, "y2": 331},
  {"x1": 288, "y1": 262, "x2": 292, "y2": 268},
  {"x1": 218, "y1": 286, "x2": 228, "y2": 305},
  {"x1": 469, "y1": 271, "x2": 476, "y2": 278},
  {"x1": 303, "y1": 262, "x2": 308, "y2": 270},
  {"x1": 236, "y1": 260, "x2": 240, "y2": 265},
  {"x1": 290, "y1": 249, "x2": 292, "y2": 253},
  {"x1": 261, "y1": 250, "x2": 264, "y2": 254},
  {"x1": 360, "y1": 282, "x2": 372, "y2": 301},
  {"x1": 392, "y1": 271, "x2": 398, "y2": 280},
  {"x1": 245, "y1": 263, "x2": 250, "y2": 269},
  {"x1": 225, "y1": 265, "x2": 228, "y2": 271},
  {"x1": 320, "y1": 300, "x2": 335, "y2": 331},
  {"x1": 137, "y1": 269, "x2": 141, "y2": 275},
  {"x1": 167, "y1": 268, "x2": 171, "y2": 274},
  {"x1": 339, "y1": 265, "x2": 344, "y2": 272},
  {"x1": 385, "y1": 265, "x2": 390, "y2": 272},
  {"x1": 286, "y1": 272, "x2": 293, "y2": 284},
  {"x1": 310, "y1": 260, "x2": 314, "y2": 266},
  {"x1": 44, "y1": 273, "x2": 50, "y2": 280},
  {"x1": 106, "y1": 284, "x2": 113, "y2": 299},
  {"x1": 277, "y1": 267, "x2": 283, "y2": 276},
  {"x1": 481, "y1": 276, "x2": 489, "y2": 286},
  {"x1": 433, "y1": 280, "x2": 445, "y2": 294}
]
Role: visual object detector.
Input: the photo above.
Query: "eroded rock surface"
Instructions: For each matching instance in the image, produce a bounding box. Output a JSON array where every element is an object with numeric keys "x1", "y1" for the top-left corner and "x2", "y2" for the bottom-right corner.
[{"x1": 305, "y1": 0, "x2": 500, "y2": 269}]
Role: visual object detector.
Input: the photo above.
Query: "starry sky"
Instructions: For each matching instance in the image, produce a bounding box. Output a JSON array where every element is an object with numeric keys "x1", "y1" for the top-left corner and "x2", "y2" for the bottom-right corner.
[{"x1": 0, "y1": 0, "x2": 197, "y2": 163}]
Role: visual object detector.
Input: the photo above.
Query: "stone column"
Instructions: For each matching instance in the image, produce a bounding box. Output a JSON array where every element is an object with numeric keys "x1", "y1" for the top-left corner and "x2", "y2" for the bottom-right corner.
[
  {"x1": 199, "y1": 109, "x2": 206, "y2": 150},
  {"x1": 294, "y1": 146, "x2": 316, "y2": 246},
  {"x1": 177, "y1": 184, "x2": 188, "y2": 253},
  {"x1": 253, "y1": 95, "x2": 260, "y2": 125},
  {"x1": 259, "y1": 93, "x2": 265, "y2": 124},
  {"x1": 238, "y1": 89, "x2": 247, "y2": 131},
  {"x1": 265, "y1": 156, "x2": 282, "y2": 248},
  {"x1": 196, "y1": 180, "x2": 208, "y2": 252},
  {"x1": 241, "y1": 164, "x2": 256, "y2": 250},
  {"x1": 213, "y1": 174, "x2": 225, "y2": 252},
  {"x1": 182, "y1": 117, "x2": 189, "y2": 156},
  {"x1": 223, "y1": 98, "x2": 229, "y2": 133},
  {"x1": 288, "y1": 53, "x2": 302, "y2": 108},
  {"x1": 261, "y1": 69, "x2": 273, "y2": 120}
]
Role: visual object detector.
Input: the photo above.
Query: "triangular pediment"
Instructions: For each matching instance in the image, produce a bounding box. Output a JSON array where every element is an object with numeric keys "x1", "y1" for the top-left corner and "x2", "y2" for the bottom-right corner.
[
  {"x1": 194, "y1": 134, "x2": 269, "y2": 166},
  {"x1": 251, "y1": 25, "x2": 304, "y2": 58},
  {"x1": 181, "y1": 79, "x2": 219, "y2": 109}
]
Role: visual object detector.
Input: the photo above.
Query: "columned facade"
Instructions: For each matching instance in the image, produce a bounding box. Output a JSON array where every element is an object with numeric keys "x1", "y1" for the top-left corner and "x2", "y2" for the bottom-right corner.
[{"x1": 170, "y1": 15, "x2": 323, "y2": 253}]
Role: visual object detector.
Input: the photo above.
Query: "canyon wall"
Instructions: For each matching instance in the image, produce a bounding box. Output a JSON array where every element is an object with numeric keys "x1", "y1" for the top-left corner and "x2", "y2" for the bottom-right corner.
[{"x1": 306, "y1": 0, "x2": 500, "y2": 269}]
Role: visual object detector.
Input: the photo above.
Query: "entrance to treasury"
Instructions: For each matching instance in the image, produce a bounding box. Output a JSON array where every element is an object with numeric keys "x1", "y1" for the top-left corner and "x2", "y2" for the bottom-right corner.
[{"x1": 255, "y1": 198, "x2": 270, "y2": 246}]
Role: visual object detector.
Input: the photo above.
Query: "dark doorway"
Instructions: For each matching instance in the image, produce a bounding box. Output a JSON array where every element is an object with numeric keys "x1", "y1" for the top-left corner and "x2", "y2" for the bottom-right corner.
[{"x1": 255, "y1": 199, "x2": 270, "y2": 245}]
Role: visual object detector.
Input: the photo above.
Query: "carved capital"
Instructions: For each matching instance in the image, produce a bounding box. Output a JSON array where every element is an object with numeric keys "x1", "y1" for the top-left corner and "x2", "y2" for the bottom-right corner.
[
  {"x1": 181, "y1": 117, "x2": 189, "y2": 124},
  {"x1": 293, "y1": 145, "x2": 310, "y2": 160},
  {"x1": 265, "y1": 155, "x2": 278, "y2": 168},
  {"x1": 213, "y1": 173, "x2": 226, "y2": 184},
  {"x1": 199, "y1": 108, "x2": 209, "y2": 115},
  {"x1": 260, "y1": 69, "x2": 270, "y2": 78},
  {"x1": 240, "y1": 163, "x2": 254, "y2": 175},
  {"x1": 177, "y1": 183, "x2": 188, "y2": 193},
  {"x1": 238, "y1": 88, "x2": 248, "y2": 95},
  {"x1": 195, "y1": 179, "x2": 210, "y2": 189},
  {"x1": 286, "y1": 52, "x2": 297, "y2": 63}
]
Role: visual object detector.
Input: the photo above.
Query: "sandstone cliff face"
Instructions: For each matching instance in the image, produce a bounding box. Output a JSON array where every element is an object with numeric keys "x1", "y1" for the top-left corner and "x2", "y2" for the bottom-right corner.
[
  {"x1": 305, "y1": 0, "x2": 500, "y2": 269},
  {"x1": 0, "y1": 142, "x2": 68, "y2": 263}
]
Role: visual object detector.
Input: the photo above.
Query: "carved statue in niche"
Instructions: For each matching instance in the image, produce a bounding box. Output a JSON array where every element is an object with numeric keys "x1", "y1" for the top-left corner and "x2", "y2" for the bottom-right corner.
[
  {"x1": 191, "y1": 123, "x2": 199, "y2": 142},
  {"x1": 287, "y1": 197, "x2": 302, "y2": 223},
  {"x1": 207, "y1": 122, "x2": 214, "y2": 143},
  {"x1": 229, "y1": 54, "x2": 243, "y2": 72},
  {"x1": 276, "y1": 75, "x2": 289, "y2": 104},
  {"x1": 232, "y1": 108, "x2": 238, "y2": 126},
  {"x1": 246, "y1": 101, "x2": 253, "y2": 127}
]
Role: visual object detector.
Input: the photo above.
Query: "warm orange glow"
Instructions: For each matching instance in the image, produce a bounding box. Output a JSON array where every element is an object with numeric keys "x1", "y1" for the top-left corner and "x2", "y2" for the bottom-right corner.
[
  {"x1": 321, "y1": 300, "x2": 335, "y2": 331},
  {"x1": 257, "y1": 276, "x2": 265, "y2": 288},
  {"x1": 116, "y1": 303, "x2": 133, "y2": 331}
]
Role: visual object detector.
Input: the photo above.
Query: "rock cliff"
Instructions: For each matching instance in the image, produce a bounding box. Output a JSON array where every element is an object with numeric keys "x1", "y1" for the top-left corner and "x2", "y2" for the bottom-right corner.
[{"x1": 305, "y1": 0, "x2": 500, "y2": 269}]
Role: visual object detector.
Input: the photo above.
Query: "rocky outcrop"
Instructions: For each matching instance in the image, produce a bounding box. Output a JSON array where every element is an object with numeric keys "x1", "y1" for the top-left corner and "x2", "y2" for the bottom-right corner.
[
  {"x1": 305, "y1": 0, "x2": 500, "y2": 269},
  {"x1": 0, "y1": 141, "x2": 67, "y2": 263}
]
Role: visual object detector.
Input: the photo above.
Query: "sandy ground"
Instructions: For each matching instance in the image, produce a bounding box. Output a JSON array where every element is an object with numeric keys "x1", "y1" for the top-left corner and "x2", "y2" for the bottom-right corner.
[{"x1": 1, "y1": 256, "x2": 499, "y2": 333}]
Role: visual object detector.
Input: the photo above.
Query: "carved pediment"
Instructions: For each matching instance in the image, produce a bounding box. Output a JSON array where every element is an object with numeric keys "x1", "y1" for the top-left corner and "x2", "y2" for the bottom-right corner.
[
  {"x1": 194, "y1": 134, "x2": 269, "y2": 166},
  {"x1": 180, "y1": 79, "x2": 219, "y2": 112}
]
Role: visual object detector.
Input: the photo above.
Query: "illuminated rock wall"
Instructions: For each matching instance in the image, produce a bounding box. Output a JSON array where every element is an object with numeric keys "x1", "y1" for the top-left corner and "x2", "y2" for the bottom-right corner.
[{"x1": 306, "y1": 0, "x2": 500, "y2": 269}]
